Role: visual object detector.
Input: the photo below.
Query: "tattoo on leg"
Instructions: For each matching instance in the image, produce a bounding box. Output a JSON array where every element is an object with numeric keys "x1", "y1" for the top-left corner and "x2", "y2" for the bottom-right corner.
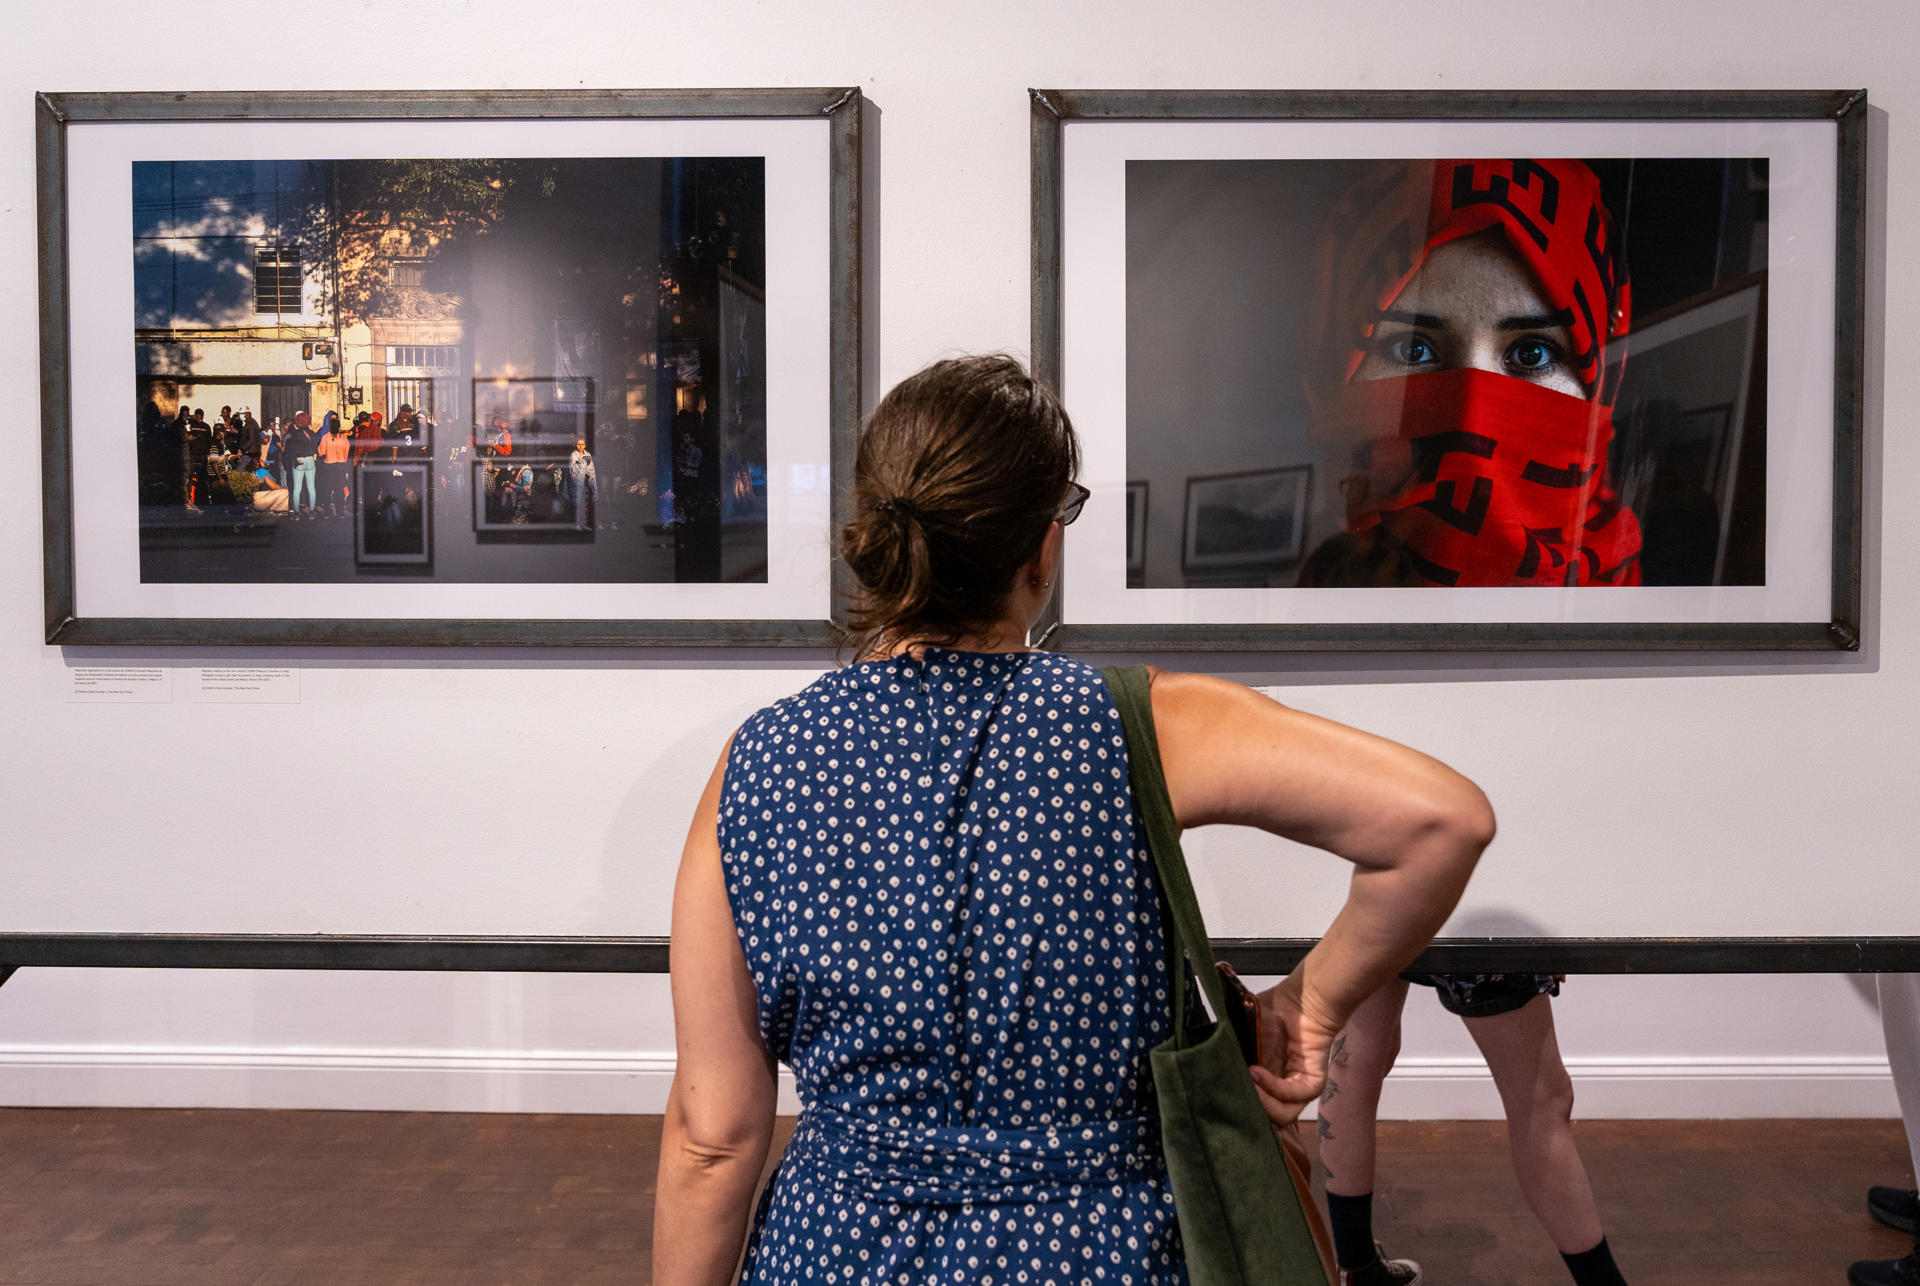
[
  {"x1": 1317, "y1": 1116, "x2": 1335, "y2": 1142},
  {"x1": 1329, "y1": 1034, "x2": 1350, "y2": 1069},
  {"x1": 1321, "y1": 1074, "x2": 1340, "y2": 1104}
]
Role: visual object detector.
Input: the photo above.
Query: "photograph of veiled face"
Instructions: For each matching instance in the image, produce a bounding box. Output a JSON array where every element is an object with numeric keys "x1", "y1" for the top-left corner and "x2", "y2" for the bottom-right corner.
[{"x1": 1126, "y1": 156, "x2": 1768, "y2": 590}]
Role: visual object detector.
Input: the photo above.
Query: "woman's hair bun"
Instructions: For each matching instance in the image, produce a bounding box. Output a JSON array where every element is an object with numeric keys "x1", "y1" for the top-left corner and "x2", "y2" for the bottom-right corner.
[{"x1": 842, "y1": 355, "x2": 1079, "y2": 654}]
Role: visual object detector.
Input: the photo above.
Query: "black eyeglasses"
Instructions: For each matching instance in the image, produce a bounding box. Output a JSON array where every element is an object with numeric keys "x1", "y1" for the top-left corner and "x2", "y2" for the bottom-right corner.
[{"x1": 1057, "y1": 482, "x2": 1090, "y2": 526}]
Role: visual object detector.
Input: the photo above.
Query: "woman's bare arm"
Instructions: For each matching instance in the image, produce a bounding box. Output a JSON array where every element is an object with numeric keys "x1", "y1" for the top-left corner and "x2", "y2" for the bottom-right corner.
[
  {"x1": 654, "y1": 742, "x2": 778, "y2": 1286},
  {"x1": 1148, "y1": 670, "x2": 1493, "y2": 1122}
]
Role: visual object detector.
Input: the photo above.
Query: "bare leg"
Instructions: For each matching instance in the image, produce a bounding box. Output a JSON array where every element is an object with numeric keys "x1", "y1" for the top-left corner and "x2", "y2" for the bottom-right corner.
[
  {"x1": 1879, "y1": 973, "x2": 1920, "y2": 1180},
  {"x1": 1463, "y1": 994, "x2": 1606, "y2": 1254},
  {"x1": 1317, "y1": 978, "x2": 1410, "y2": 1197}
]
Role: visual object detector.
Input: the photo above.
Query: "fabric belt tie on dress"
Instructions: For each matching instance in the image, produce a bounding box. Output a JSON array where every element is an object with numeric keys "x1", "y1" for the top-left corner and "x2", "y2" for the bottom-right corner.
[{"x1": 783, "y1": 1105, "x2": 1161, "y2": 1206}]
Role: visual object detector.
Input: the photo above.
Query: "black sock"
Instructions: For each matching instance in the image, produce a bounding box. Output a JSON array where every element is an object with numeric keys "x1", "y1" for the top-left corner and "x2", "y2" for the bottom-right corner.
[
  {"x1": 1325, "y1": 1191, "x2": 1377, "y2": 1271},
  {"x1": 1561, "y1": 1236, "x2": 1627, "y2": 1286}
]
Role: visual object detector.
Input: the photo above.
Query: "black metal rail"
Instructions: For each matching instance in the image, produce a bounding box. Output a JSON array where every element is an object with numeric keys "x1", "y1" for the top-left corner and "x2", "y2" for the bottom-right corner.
[{"x1": 1, "y1": 934, "x2": 1915, "y2": 985}]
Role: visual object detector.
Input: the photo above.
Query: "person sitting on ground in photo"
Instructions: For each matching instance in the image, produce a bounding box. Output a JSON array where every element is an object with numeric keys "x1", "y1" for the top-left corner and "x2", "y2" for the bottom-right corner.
[
  {"x1": 206, "y1": 436, "x2": 232, "y2": 480},
  {"x1": 652, "y1": 353, "x2": 1495, "y2": 1286},
  {"x1": 259, "y1": 417, "x2": 285, "y2": 489},
  {"x1": 1851, "y1": 972, "x2": 1920, "y2": 1286},
  {"x1": 251, "y1": 459, "x2": 287, "y2": 490}
]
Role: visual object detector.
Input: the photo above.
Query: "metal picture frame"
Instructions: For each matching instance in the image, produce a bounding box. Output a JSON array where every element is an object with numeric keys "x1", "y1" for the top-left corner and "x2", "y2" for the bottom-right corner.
[
  {"x1": 1125, "y1": 479, "x2": 1149, "y2": 578},
  {"x1": 1030, "y1": 89, "x2": 1866, "y2": 652},
  {"x1": 39, "y1": 88, "x2": 863, "y2": 647}
]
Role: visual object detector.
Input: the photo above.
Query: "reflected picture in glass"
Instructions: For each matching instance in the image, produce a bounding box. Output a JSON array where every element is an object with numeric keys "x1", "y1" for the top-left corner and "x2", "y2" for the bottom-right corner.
[
  {"x1": 355, "y1": 459, "x2": 432, "y2": 568},
  {"x1": 1181, "y1": 465, "x2": 1311, "y2": 581}
]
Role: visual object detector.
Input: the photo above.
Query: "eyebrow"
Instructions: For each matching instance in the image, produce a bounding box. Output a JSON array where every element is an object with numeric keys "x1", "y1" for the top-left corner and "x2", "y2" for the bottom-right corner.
[
  {"x1": 1497, "y1": 313, "x2": 1570, "y2": 332},
  {"x1": 1375, "y1": 308, "x2": 1574, "y2": 333},
  {"x1": 1375, "y1": 308, "x2": 1448, "y2": 330}
]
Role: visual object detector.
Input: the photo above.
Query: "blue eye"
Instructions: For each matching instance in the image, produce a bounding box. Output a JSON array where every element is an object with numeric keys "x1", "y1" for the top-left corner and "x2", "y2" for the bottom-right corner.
[
  {"x1": 1506, "y1": 337, "x2": 1561, "y2": 376},
  {"x1": 1388, "y1": 334, "x2": 1437, "y2": 366}
]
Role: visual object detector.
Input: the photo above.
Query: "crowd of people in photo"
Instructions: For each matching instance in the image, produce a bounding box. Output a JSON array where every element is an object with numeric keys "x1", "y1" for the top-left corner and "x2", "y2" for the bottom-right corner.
[
  {"x1": 136, "y1": 400, "x2": 436, "y2": 523},
  {"x1": 135, "y1": 397, "x2": 744, "y2": 549}
]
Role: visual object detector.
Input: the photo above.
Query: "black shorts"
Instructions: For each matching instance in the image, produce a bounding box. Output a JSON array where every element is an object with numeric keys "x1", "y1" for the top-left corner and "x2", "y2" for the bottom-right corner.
[{"x1": 1408, "y1": 972, "x2": 1561, "y2": 1019}]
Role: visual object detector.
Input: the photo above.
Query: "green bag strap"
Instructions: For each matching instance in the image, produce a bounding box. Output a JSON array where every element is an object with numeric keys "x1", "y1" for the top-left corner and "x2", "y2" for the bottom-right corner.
[{"x1": 1103, "y1": 664, "x2": 1233, "y2": 1049}]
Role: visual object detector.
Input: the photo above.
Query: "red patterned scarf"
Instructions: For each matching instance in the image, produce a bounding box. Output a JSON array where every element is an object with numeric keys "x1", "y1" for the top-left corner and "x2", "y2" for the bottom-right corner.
[{"x1": 1306, "y1": 159, "x2": 1641, "y2": 587}]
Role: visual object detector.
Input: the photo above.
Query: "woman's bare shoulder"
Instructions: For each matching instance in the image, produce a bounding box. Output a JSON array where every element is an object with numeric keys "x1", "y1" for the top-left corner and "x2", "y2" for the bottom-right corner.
[{"x1": 1145, "y1": 666, "x2": 1276, "y2": 723}]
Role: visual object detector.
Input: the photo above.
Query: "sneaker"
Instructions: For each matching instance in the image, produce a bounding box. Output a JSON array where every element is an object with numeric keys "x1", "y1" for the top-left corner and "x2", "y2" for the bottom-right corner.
[
  {"x1": 1340, "y1": 1243, "x2": 1422, "y2": 1286},
  {"x1": 1849, "y1": 1246, "x2": 1920, "y2": 1286},
  {"x1": 1873, "y1": 1187, "x2": 1920, "y2": 1236}
]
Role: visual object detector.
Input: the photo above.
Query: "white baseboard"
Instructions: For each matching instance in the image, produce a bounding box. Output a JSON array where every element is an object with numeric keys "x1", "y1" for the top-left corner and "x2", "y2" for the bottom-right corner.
[
  {"x1": 1362, "y1": 1054, "x2": 1902, "y2": 1121},
  {"x1": 0, "y1": 1045, "x2": 805, "y2": 1114},
  {"x1": 0, "y1": 1045, "x2": 1897, "y2": 1119}
]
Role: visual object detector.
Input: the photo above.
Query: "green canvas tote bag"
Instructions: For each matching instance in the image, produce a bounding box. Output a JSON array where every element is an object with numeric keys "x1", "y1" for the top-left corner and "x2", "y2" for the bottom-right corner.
[{"x1": 1103, "y1": 664, "x2": 1331, "y2": 1286}]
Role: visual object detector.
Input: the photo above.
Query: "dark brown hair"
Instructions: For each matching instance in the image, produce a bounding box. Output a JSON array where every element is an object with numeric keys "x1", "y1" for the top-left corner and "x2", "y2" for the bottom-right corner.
[{"x1": 841, "y1": 355, "x2": 1079, "y2": 655}]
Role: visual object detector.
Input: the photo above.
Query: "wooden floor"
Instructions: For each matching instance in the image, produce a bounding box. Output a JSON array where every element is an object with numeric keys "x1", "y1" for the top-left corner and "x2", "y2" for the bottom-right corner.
[{"x1": 0, "y1": 1109, "x2": 1909, "y2": 1284}]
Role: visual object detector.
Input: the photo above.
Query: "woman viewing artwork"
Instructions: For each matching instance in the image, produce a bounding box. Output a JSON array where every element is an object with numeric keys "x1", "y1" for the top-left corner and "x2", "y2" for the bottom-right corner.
[{"x1": 654, "y1": 355, "x2": 1495, "y2": 1284}]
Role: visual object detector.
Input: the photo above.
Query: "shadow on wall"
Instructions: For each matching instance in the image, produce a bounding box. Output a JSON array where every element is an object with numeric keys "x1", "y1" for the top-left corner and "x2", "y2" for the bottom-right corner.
[{"x1": 1443, "y1": 907, "x2": 1559, "y2": 940}]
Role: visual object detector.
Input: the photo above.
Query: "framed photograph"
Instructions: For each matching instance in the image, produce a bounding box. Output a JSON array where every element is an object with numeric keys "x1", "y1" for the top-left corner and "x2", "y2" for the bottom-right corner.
[
  {"x1": 39, "y1": 88, "x2": 861, "y2": 646},
  {"x1": 355, "y1": 459, "x2": 432, "y2": 568},
  {"x1": 1182, "y1": 465, "x2": 1311, "y2": 579},
  {"x1": 1031, "y1": 90, "x2": 1866, "y2": 650}
]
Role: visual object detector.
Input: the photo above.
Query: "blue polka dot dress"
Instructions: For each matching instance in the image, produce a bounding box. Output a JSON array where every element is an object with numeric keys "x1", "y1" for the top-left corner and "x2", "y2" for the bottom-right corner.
[{"x1": 719, "y1": 649, "x2": 1186, "y2": 1285}]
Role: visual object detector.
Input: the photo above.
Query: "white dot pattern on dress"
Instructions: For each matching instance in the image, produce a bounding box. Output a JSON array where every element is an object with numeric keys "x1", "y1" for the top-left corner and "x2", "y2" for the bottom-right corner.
[{"x1": 718, "y1": 650, "x2": 1184, "y2": 1284}]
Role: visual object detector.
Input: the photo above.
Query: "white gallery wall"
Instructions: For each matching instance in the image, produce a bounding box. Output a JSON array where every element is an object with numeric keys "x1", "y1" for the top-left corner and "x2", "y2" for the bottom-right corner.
[{"x1": 1, "y1": 0, "x2": 1916, "y2": 1120}]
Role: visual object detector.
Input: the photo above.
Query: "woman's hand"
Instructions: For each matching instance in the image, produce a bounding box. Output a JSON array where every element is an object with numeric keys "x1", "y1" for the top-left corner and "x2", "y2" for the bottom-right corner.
[
  {"x1": 1248, "y1": 968, "x2": 1345, "y2": 1127},
  {"x1": 1148, "y1": 671, "x2": 1492, "y2": 1108}
]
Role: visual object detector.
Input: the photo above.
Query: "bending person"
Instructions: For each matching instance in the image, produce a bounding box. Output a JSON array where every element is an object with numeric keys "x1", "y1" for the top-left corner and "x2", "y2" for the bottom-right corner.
[
  {"x1": 1850, "y1": 972, "x2": 1920, "y2": 1286},
  {"x1": 1300, "y1": 157, "x2": 1633, "y2": 1286},
  {"x1": 654, "y1": 355, "x2": 1493, "y2": 1286}
]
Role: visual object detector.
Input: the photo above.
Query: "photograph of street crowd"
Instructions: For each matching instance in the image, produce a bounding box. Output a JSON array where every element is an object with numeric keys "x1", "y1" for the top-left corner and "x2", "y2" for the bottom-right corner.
[
  {"x1": 132, "y1": 155, "x2": 767, "y2": 583},
  {"x1": 1125, "y1": 156, "x2": 1770, "y2": 591}
]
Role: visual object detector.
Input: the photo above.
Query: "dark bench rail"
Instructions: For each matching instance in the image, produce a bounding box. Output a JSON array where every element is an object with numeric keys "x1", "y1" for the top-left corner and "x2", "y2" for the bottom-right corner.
[{"x1": 1, "y1": 935, "x2": 1917, "y2": 986}]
